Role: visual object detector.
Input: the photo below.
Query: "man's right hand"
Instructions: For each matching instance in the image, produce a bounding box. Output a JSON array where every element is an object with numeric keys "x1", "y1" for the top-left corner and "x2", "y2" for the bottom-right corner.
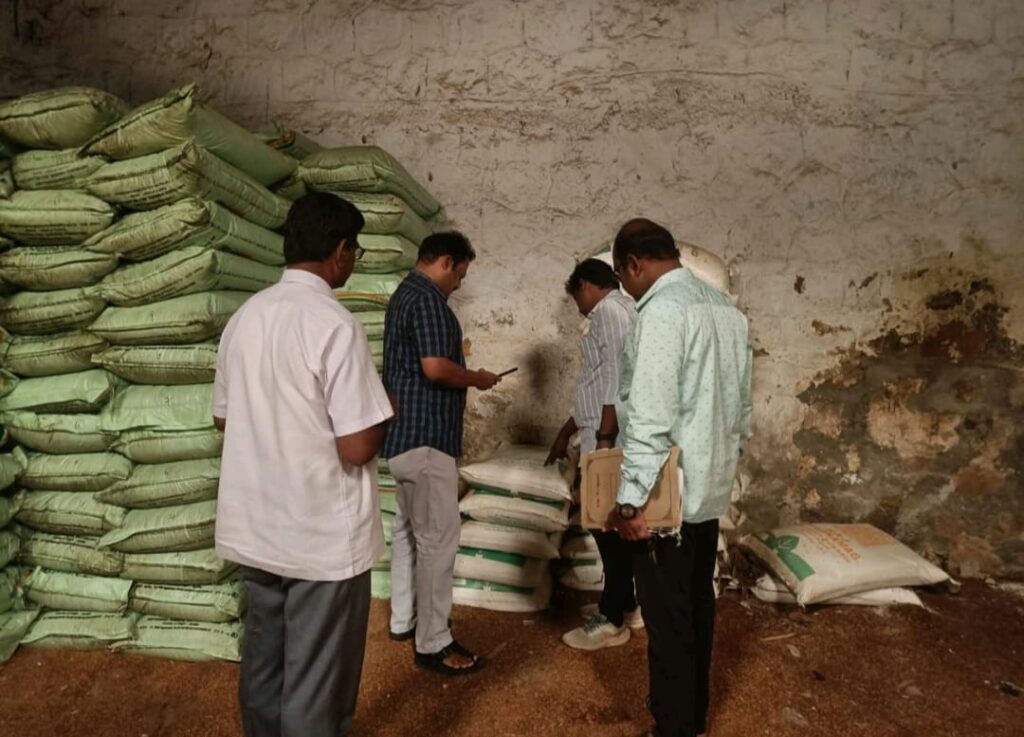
[
  {"x1": 545, "y1": 430, "x2": 570, "y2": 466},
  {"x1": 473, "y1": 370, "x2": 501, "y2": 390}
]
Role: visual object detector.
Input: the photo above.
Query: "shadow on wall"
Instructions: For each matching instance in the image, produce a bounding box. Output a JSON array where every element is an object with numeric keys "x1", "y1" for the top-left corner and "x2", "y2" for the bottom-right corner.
[
  {"x1": 743, "y1": 261, "x2": 1024, "y2": 581},
  {"x1": 463, "y1": 340, "x2": 576, "y2": 461}
]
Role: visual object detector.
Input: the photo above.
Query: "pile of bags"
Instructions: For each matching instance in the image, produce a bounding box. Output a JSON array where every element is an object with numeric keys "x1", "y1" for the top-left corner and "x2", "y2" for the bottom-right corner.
[
  {"x1": 739, "y1": 523, "x2": 951, "y2": 608},
  {"x1": 0, "y1": 84, "x2": 304, "y2": 662},
  {"x1": 452, "y1": 445, "x2": 572, "y2": 612}
]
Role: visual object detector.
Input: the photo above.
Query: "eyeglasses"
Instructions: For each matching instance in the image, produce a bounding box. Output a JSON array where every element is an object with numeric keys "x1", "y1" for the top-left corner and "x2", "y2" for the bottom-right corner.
[{"x1": 354, "y1": 246, "x2": 365, "y2": 261}]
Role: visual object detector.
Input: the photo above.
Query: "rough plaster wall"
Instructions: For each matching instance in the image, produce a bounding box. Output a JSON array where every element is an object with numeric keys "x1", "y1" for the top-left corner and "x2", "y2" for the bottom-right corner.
[{"x1": 1, "y1": 0, "x2": 1022, "y2": 577}]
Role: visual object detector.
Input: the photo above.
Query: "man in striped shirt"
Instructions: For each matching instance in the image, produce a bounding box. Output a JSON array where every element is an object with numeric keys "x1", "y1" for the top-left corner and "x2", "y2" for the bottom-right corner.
[{"x1": 546, "y1": 258, "x2": 639, "y2": 650}]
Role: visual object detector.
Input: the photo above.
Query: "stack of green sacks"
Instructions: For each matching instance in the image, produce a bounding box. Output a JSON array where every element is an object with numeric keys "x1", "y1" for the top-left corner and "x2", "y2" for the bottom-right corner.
[
  {"x1": 300, "y1": 146, "x2": 444, "y2": 370},
  {"x1": 373, "y1": 467, "x2": 395, "y2": 599},
  {"x1": 558, "y1": 524, "x2": 604, "y2": 592},
  {"x1": 453, "y1": 446, "x2": 572, "y2": 612},
  {"x1": 0, "y1": 439, "x2": 40, "y2": 662},
  {"x1": 0, "y1": 84, "x2": 311, "y2": 662}
]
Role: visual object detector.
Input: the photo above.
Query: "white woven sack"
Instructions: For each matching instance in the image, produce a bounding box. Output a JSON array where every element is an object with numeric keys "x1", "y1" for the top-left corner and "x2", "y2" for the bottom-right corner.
[
  {"x1": 751, "y1": 574, "x2": 923, "y2": 608},
  {"x1": 459, "y1": 445, "x2": 573, "y2": 501},
  {"x1": 458, "y1": 488, "x2": 570, "y2": 533},
  {"x1": 452, "y1": 574, "x2": 551, "y2": 613},
  {"x1": 739, "y1": 524, "x2": 949, "y2": 606},
  {"x1": 458, "y1": 520, "x2": 562, "y2": 560},
  {"x1": 454, "y1": 547, "x2": 548, "y2": 588}
]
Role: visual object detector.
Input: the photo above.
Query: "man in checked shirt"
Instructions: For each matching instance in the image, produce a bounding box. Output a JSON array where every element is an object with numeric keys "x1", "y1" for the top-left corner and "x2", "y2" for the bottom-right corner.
[{"x1": 546, "y1": 258, "x2": 640, "y2": 650}]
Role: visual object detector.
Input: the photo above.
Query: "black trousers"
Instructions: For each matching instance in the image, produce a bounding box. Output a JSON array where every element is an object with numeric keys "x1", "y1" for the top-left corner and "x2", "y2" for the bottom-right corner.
[
  {"x1": 632, "y1": 519, "x2": 719, "y2": 737},
  {"x1": 593, "y1": 529, "x2": 637, "y2": 627},
  {"x1": 239, "y1": 566, "x2": 371, "y2": 737}
]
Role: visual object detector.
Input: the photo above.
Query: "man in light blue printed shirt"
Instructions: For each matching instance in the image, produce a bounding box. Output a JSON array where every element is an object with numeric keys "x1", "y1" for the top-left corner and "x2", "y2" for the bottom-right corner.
[{"x1": 609, "y1": 218, "x2": 752, "y2": 737}]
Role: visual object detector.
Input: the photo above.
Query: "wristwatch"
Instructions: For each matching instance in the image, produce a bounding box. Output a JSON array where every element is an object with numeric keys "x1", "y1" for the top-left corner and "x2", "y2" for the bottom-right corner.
[
  {"x1": 617, "y1": 503, "x2": 637, "y2": 520},
  {"x1": 596, "y1": 432, "x2": 616, "y2": 442}
]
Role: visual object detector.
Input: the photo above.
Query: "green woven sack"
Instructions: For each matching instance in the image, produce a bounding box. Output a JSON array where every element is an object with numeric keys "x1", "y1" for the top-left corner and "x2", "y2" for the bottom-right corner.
[
  {"x1": 0, "y1": 286, "x2": 107, "y2": 334},
  {"x1": 1, "y1": 610, "x2": 39, "y2": 663},
  {"x1": 0, "y1": 566, "x2": 21, "y2": 613},
  {"x1": 22, "y1": 452, "x2": 133, "y2": 491},
  {"x1": 0, "y1": 447, "x2": 28, "y2": 491},
  {"x1": 11, "y1": 148, "x2": 106, "y2": 190},
  {"x1": 0, "y1": 331, "x2": 109, "y2": 377},
  {"x1": 85, "y1": 142, "x2": 291, "y2": 229},
  {"x1": 0, "y1": 369, "x2": 120, "y2": 414},
  {"x1": 3, "y1": 412, "x2": 118, "y2": 453},
  {"x1": 88, "y1": 290, "x2": 249, "y2": 345},
  {"x1": 112, "y1": 615, "x2": 242, "y2": 661},
  {"x1": 83, "y1": 83, "x2": 296, "y2": 186},
  {"x1": 0, "y1": 490, "x2": 24, "y2": 526},
  {"x1": 91, "y1": 344, "x2": 217, "y2": 385},
  {"x1": 21, "y1": 610, "x2": 137, "y2": 650},
  {"x1": 23, "y1": 568, "x2": 132, "y2": 613},
  {"x1": 355, "y1": 310, "x2": 385, "y2": 339},
  {"x1": 0, "y1": 190, "x2": 116, "y2": 245},
  {"x1": 84, "y1": 197, "x2": 285, "y2": 265},
  {"x1": 98, "y1": 499, "x2": 217, "y2": 553},
  {"x1": 0, "y1": 159, "x2": 14, "y2": 198},
  {"x1": 0, "y1": 87, "x2": 129, "y2": 149},
  {"x1": 98, "y1": 246, "x2": 280, "y2": 306},
  {"x1": 0, "y1": 246, "x2": 119, "y2": 290},
  {"x1": 299, "y1": 146, "x2": 444, "y2": 220},
  {"x1": 121, "y1": 548, "x2": 235, "y2": 585},
  {"x1": 113, "y1": 427, "x2": 223, "y2": 464},
  {"x1": 371, "y1": 569, "x2": 390, "y2": 599},
  {"x1": 354, "y1": 233, "x2": 417, "y2": 273},
  {"x1": 129, "y1": 578, "x2": 245, "y2": 623},
  {"x1": 334, "y1": 271, "x2": 406, "y2": 312},
  {"x1": 96, "y1": 458, "x2": 219, "y2": 509},
  {"x1": 258, "y1": 123, "x2": 324, "y2": 161},
  {"x1": 100, "y1": 383, "x2": 213, "y2": 432},
  {"x1": 0, "y1": 529, "x2": 19, "y2": 567},
  {"x1": 17, "y1": 490, "x2": 126, "y2": 536},
  {"x1": 343, "y1": 192, "x2": 432, "y2": 244},
  {"x1": 17, "y1": 529, "x2": 124, "y2": 575}
]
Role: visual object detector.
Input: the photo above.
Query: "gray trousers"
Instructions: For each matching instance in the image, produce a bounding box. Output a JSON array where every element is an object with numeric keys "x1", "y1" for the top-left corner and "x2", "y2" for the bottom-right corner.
[
  {"x1": 239, "y1": 566, "x2": 371, "y2": 737},
  {"x1": 388, "y1": 446, "x2": 461, "y2": 654}
]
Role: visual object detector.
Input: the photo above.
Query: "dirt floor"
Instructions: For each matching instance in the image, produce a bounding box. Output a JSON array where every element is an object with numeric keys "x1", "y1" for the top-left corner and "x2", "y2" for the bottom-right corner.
[{"x1": 0, "y1": 580, "x2": 1022, "y2": 737}]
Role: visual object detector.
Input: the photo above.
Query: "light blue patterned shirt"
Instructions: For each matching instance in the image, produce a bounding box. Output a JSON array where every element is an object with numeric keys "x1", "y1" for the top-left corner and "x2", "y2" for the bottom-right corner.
[{"x1": 615, "y1": 268, "x2": 752, "y2": 523}]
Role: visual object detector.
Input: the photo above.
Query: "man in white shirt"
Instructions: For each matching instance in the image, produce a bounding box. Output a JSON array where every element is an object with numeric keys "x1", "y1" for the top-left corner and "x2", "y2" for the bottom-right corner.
[
  {"x1": 547, "y1": 258, "x2": 639, "y2": 650},
  {"x1": 213, "y1": 192, "x2": 394, "y2": 737}
]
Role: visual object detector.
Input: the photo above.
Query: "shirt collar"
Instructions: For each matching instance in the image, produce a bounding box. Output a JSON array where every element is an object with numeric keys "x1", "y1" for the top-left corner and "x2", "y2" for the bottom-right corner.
[
  {"x1": 636, "y1": 267, "x2": 688, "y2": 311},
  {"x1": 590, "y1": 289, "x2": 627, "y2": 317},
  {"x1": 408, "y1": 268, "x2": 448, "y2": 300},
  {"x1": 281, "y1": 268, "x2": 335, "y2": 297}
]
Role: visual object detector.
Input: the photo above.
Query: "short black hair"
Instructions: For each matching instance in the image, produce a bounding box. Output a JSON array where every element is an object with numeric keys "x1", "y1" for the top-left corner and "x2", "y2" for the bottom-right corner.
[
  {"x1": 282, "y1": 192, "x2": 364, "y2": 264},
  {"x1": 418, "y1": 231, "x2": 476, "y2": 265},
  {"x1": 565, "y1": 258, "x2": 619, "y2": 295},
  {"x1": 612, "y1": 218, "x2": 680, "y2": 265}
]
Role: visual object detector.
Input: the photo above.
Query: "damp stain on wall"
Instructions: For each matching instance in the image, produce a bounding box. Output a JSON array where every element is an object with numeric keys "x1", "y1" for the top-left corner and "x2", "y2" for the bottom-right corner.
[{"x1": 743, "y1": 268, "x2": 1024, "y2": 580}]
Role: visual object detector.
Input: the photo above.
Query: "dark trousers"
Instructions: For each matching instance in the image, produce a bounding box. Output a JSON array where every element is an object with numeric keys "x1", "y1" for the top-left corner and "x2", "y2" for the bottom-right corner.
[
  {"x1": 239, "y1": 566, "x2": 371, "y2": 737},
  {"x1": 593, "y1": 529, "x2": 637, "y2": 627},
  {"x1": 632, "y1": 519, "x2": 719, "y2": 737}
]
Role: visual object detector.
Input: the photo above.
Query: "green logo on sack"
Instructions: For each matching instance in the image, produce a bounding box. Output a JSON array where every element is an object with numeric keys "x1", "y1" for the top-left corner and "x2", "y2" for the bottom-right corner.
[{"x1": 761, "y1": 533, "x2": 816, "y2": 581}]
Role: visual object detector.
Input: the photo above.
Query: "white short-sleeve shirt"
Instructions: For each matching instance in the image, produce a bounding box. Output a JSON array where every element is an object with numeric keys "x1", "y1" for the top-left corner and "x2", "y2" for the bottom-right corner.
[{"x1": 213, "y1": 269, "x2": 394, "y2": 581}]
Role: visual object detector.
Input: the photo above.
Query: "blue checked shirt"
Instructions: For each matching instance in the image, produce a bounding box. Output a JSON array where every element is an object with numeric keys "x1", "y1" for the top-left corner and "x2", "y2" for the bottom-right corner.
[{"x1": 382, "y1": 269, "x2": 467, "y2": 459}]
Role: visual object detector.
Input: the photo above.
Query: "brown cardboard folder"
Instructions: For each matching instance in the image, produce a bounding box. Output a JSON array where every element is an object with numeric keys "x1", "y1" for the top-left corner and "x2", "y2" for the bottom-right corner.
[{"x1": 579, "y1": 447, "x2": 683, "y2": 531}]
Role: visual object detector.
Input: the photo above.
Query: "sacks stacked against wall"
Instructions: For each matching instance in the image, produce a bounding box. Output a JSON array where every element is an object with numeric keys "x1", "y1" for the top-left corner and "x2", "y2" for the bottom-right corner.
[
  {"x1": 301, "y1": 147, "x2": 443, "y2": 371},
  {"x1": 0, "y1": 84, "x2": 308, "y2": 662},
  {"x1": 453, "y1": 446, "x2": 571, "y2": 612}
]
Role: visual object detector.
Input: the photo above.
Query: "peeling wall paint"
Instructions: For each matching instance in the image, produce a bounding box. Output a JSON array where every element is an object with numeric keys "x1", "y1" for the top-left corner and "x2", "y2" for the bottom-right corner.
[{"x1": 1, "y1": 0, "x2": 1021, "y2": 576}]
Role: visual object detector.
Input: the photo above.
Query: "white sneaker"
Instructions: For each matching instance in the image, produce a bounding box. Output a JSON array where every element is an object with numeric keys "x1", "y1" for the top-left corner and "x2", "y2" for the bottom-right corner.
[
  {"x1": 562, "y1": 614, "x2": 631, "y2": 650},
  {"x1": 579, "y1": 603, "x2": 645, "y2": 630}
]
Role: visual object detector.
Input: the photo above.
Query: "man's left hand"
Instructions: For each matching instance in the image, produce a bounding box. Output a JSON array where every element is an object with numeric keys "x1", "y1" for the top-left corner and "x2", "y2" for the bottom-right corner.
[{"x1": 607, "y1": 508, "x2": 651, "y2": 541}]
